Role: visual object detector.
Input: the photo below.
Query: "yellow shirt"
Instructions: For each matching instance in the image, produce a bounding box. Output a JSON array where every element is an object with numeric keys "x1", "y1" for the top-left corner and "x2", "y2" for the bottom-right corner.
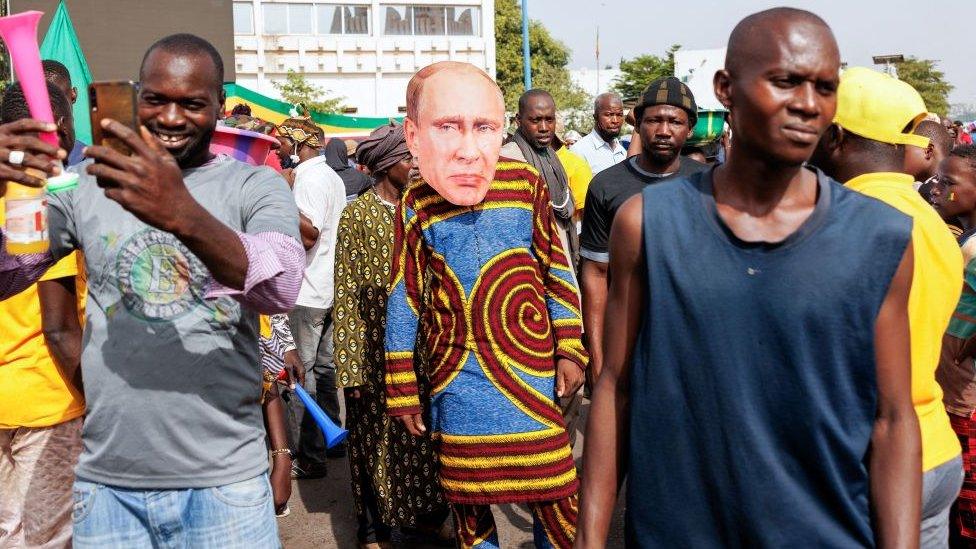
[
  {"x1": 556, "y1": 147, "x2": 593, "y2": 219},
  {"x1": 847, "y1": 172, "x2": 963, "y2": 471},
  {"x1": 0, "y1": 198, "x2": 86, "y2": 428}
]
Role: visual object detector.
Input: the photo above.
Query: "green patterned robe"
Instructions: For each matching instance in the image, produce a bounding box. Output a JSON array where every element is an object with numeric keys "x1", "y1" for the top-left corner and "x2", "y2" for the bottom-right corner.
[{"x1": 333, "y1": 190, "x2": 444, "y2": 526}]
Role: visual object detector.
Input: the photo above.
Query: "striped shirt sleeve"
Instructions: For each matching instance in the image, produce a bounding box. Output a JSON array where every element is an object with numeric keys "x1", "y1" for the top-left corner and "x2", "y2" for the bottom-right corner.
[{"x1": 205, "y1": 231, "x2": 305, "y2": 314}]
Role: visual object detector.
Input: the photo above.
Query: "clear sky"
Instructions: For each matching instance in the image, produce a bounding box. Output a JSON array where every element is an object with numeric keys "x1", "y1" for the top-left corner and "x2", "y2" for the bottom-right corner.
[{"x1": 527, "y1": 0, "x2": 976, "y2": 108}]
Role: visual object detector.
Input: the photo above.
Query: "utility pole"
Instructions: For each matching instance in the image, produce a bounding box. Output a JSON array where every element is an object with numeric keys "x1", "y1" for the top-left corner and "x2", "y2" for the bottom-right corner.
[
  {"x1": 521, "y1": 0, "x2": 531, "y2": 89},
  {"x1": 596, "y1": 26, "x2": 600, "y2": 95}
]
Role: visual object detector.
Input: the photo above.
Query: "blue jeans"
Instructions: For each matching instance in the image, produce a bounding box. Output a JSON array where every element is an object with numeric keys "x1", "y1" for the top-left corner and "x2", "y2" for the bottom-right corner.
[
  {"x1": 285, "y1": 305, "x2": 342, "y2": 466},
  {"x1": 71, "y1": 474, "x2": 280, "y2": 548},
  {"x1": 922, "y1": 455, "x2": 964, "y2": 548}
]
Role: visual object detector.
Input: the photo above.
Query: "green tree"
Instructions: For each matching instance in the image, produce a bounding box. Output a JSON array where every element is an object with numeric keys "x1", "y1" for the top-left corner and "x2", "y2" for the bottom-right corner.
[
  {"x1": 494, "y1": 0, "x2": 589, "y2": 113},
  {"x1": 271, "y1": 70, "x2": 345, "y2": 114},
  {"x1": 897, "y1": 57, "x2": 954, "y2": 117},
  {"x1": 612, "y1": 44, "x2": 680, "y2": 100}
]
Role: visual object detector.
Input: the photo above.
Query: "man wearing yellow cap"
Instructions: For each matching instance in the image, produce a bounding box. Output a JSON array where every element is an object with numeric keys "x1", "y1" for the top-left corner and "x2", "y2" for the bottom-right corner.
[{"x1": 813, "y1": 66, "x2": 964, "y2": 547}]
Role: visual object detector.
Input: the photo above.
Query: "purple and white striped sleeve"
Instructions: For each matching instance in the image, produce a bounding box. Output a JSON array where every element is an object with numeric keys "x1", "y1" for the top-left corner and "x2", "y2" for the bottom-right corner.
[
  {"x1": 206, "y1": 231, "x2": 305, "y2": 314},
  {"x1": 0, "y1": 232, "x2": 57, "y2": 299}
]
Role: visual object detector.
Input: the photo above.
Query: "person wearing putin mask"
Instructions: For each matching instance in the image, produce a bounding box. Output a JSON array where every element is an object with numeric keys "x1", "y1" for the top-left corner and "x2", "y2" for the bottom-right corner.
[{"x1": 383, "y1": 61, "x2": 587, "y2": 548}]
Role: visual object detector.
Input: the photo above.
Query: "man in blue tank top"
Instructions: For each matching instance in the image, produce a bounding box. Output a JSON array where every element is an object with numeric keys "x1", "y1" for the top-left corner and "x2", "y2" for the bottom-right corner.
[{"x1": 575, "y1": 8, "x2": 920, "y2": 548}]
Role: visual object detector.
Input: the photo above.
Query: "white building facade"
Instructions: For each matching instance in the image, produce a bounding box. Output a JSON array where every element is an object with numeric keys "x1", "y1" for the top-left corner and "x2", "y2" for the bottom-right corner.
[
  {"x1": 232, "y1": 0, "x2": 496, "y2": 117},
  {"x1": 569, "y1": 68, "x2": 622, "y2": 99}
]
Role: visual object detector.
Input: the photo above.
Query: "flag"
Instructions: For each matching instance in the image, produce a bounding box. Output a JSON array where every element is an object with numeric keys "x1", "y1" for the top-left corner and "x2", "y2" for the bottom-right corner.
[
  {"x1": 40, "y1": 1, "x2": 93, "y2": 145},
  {"x1": 595, "y1": 26, "x2": 600, "y2": 60}
]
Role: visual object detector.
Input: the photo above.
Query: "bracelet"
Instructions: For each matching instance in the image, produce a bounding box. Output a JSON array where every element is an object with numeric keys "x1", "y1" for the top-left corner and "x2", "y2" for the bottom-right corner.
[{"x1": 271, "y1": 449, "x2": 292, "y2": 458}]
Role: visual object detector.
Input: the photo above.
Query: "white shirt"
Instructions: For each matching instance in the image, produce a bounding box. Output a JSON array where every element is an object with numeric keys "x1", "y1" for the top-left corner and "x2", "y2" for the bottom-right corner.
[
  {"x1": 292, "y1": 155, "x2": 346, "y2": 309},
  {"x1": 570, "y1": 130, "x2": 627, "y2": 175}
]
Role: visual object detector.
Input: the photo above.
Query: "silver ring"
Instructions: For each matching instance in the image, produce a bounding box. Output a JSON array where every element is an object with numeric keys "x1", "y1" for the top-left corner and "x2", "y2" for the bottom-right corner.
[{"x1": 7, "y1": 150, "x2": 24, "y2": 166}]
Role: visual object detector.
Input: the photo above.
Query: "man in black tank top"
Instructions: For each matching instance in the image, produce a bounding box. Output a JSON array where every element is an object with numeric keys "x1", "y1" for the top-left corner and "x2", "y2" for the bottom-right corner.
[{"x1": 576, "y1": 7, "x2": 920, "y2": 548}]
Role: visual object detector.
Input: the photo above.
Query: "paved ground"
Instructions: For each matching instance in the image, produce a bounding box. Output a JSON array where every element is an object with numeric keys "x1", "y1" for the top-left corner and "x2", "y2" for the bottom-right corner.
[{"x1": 277, "y1": 399, "x2": 625, "y2": 548}]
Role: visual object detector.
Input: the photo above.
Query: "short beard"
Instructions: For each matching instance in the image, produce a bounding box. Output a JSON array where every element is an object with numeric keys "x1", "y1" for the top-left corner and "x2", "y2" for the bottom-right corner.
[
  {"x1": 597, "y1": 126, "x2": 620, "y2": 141},
  {"x1": 644, "y1": 147, "x2": 678, "y2": 168}
]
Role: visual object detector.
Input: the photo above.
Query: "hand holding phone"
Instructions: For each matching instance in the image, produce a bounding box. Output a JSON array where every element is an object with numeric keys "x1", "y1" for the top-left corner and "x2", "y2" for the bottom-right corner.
[{"x1": 89, "y1": 81, "x2": 140, "y2": 155}]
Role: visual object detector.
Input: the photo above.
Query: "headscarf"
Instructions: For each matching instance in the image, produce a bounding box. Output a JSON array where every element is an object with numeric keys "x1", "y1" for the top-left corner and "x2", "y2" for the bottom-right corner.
[
  {"x1": 356, "y1": 122, "x2": 410, "y2": 174},
  {"x1": 324, "y1": 138, "x2": 373, "y2": 198},
  {"x1": 277, "y1": 117, "x2": 323, "y2": 149}
]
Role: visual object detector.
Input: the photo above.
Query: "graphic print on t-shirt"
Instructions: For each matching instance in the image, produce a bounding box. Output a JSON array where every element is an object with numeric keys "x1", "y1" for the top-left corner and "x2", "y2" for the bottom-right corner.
[{"x1": 114, "y1": 228, "x2": 208, "y2": 321}]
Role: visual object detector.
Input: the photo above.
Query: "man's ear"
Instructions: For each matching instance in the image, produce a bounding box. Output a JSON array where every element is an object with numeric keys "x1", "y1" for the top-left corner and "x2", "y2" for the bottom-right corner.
[
  {"x1": 713, "y1": 70, "x2": 733, "y2": 110},
  {"x1": 924, "y1": 143, "x2": 935, "y2": 161},
  {"x1": 216, "y1": 89, "x2": 227, "y2": 118},
  {"x1": 404, "y1": 116, "x2": 419, "y2": 158},
  {"x1": 823, "y1": 123, "x2": 845, "y2": 153}
]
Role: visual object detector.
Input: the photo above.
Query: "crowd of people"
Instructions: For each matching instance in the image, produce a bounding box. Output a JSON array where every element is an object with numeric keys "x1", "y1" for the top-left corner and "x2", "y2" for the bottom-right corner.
[{"x1": 4, "y1": 5, "x2": 976, "y2": 549}]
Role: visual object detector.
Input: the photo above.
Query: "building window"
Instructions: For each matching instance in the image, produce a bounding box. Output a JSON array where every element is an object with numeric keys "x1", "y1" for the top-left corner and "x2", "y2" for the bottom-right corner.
[
  {"x1": 289, "y1": 4, "x2": 313, "y2": 34},
  {"x1": 383, "y1": 5, "x2": 412, "y2": 36},
  {"x1": 263, "y1": 4, "x2": 288, "y2": 34},
  {"x1": 343, "y1": 5, "x2": 370, "y2": 34},
  {"x1": 318, "y1": 4, "x2": 370, "y2": 35},
  {"x1": 233, "y1": 2, "x2": 254, "y2": 35},
  {"x1": 447, "y1": 6, "x2": 479, "y2": 36},
  {"x1": 412, "y1": 6, "x2": 445, "y2": 35},
  {"x1": 383, "y1": 5, "x2": 480, "y2": 36},
  {"x1": 263, "y1": 3, "x2": 316, "y2": 35}
]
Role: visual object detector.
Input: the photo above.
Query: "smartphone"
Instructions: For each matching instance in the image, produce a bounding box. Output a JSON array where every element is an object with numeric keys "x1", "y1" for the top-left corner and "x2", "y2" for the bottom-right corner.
[{"x1": 89, "y1": 81, "x2": 140, "y2": 155}]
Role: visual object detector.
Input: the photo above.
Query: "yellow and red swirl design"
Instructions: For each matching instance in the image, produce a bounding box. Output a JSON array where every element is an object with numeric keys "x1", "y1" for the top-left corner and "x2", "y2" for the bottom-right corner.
[
  {"x1": 425, "y1": 252, "x2": 469, "y2": 392},
  {"x1": 469, "y1": 249, "x2": 564, "y2": 427}
]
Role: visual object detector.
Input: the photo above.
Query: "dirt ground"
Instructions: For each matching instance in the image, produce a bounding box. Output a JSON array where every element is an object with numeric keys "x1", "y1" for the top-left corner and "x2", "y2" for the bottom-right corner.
[{"x1": 277, "y1": 399, "x2": 625, "y2": 548}]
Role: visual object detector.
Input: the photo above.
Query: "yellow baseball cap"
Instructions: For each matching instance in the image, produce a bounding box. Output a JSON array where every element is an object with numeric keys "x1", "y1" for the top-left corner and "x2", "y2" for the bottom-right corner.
[{"x1": 834, "y1": 66, "x2": 930, "y2": 149}]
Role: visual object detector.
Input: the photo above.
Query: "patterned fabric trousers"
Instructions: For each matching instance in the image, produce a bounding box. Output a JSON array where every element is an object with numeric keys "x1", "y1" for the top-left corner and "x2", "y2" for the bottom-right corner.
[
  {"x1": 451, "y1": 495, "x2": 578, "y2": 549},
  {"x1": 0, "y1": 417, "x2": 83, "y2": 549},
  {"x1": 951, "y1": 414, "x2": 976, "y2": 544}
]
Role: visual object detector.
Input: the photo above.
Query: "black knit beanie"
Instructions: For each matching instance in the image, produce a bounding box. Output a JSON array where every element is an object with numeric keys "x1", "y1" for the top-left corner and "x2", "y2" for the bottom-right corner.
[{"x1": 634, "y1": 76, "x2": 698, "y2": 127}]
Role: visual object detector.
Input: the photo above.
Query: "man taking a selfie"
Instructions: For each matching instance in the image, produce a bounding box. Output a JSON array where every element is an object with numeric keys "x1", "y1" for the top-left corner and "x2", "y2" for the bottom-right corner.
[{"x1": 0, "y1": 33, "x2": 302, "y2": 548}]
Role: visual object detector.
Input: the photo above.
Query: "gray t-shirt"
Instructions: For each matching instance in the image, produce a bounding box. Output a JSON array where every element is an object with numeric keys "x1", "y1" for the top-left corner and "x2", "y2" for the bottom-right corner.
[{"x1": 48, "y1": 156, "x2": 299, "y2": 489}]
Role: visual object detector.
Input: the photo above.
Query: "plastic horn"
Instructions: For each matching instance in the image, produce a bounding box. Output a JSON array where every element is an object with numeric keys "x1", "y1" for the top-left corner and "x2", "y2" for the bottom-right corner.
[
  {"x1": 293, "y1": 384, "x2": 348, "y2": 449},
  {"x1": 0, "y1": 11, "x2": 57, "y2": 146}
]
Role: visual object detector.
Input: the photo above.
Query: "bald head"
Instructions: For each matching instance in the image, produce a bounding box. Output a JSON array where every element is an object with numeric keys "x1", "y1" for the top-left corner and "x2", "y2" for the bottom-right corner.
[
  {"x1": 915, "y1": 120, "x2": 953, "y2": 157},
  {"x1": 406, "y1": 61, "x2": 501, "y2": 121},
  {"x1": 715, "y1": 8, "x2": 840, "y2": 168},
  {"x1": 593, "y1": 92, "x2": 622, "y2": 115},
  {"x1": 903, "y1": 119, "x2": 954, "y2": 180},
  {"x1": 592, "y1": 92, "x2": 624, "y2": 142},
  {"x1": 518, "y1": 89, "x2": 554, "y2": 114},
  {"x1": 726, "y1": 8, "x2": 837, "y2": 77}
]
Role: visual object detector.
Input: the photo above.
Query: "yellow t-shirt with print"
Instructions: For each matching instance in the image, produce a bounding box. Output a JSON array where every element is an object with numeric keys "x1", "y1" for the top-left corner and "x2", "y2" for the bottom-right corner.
[
  {"x1": 0, "y1": 197, "x2": 86, "y2": 428},
  {"x1": 847, "y1": 172, "x2": 963, "y2": 472}
]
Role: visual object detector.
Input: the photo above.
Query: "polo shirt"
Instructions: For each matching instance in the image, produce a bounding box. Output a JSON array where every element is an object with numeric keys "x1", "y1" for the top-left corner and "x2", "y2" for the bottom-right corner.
[{"x1": 570, "y1": 130, "x2": 626, "y2": 175}]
